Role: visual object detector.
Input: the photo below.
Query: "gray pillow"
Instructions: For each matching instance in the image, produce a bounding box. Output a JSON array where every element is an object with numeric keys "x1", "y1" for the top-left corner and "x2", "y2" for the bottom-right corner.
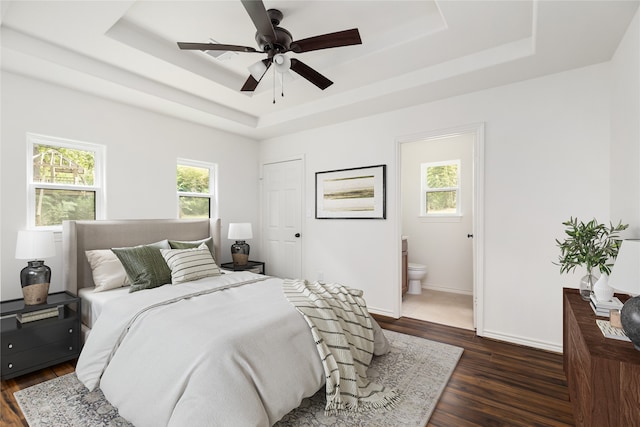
[
  {"x1": 112, "y1": 240, "x2": 171, "y2": 293},
  {"x1": 168, "y1": 237, "x2": 215, "y2": 259}
]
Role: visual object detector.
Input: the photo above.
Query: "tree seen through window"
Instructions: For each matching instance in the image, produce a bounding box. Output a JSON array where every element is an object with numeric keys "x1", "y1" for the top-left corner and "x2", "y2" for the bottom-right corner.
[{"x1": 421, "y1": 160, "x2": 460, "y2": 216}]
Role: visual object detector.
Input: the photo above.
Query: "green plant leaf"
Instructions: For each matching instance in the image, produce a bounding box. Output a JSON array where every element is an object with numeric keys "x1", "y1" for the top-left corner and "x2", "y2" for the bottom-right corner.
[{"x1": 554, "y1": 217, "x2": 628, "y2": 275}]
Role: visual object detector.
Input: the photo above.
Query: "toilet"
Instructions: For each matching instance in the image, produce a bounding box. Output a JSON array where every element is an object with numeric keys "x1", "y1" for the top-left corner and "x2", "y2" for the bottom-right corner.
[{"x1": 407, "y1": 263, "x2": 427, "y2": 295}]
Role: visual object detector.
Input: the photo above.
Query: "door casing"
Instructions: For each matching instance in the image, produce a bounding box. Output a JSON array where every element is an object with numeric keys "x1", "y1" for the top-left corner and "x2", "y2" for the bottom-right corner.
[{"x1": 395, "y1": 123, "x2": 485, "y2": 335}]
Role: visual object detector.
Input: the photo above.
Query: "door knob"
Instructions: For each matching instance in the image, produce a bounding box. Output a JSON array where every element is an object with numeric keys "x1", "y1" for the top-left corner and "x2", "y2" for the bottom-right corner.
[
  {"x1": 467, "y1": 234, "x2": 474, "y2": 238},
  {"x1": 295, "y1": 233, "x2": 301, "y2": 238}
]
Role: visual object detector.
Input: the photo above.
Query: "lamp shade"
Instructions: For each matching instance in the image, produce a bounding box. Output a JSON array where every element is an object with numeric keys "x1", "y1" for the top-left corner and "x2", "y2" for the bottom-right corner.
[
  {"x1": 248, "y1": 60, "x2": 268, "y2": 81},
  {"x1": 15, "y1": 230, "x2": 56, "y2": 260},
  {"x1": 228, "y1": 223, "x2": 253, "y2": 240},
  {"x1": 609, "y1": 239, "x2": 640, "y2": 295}
]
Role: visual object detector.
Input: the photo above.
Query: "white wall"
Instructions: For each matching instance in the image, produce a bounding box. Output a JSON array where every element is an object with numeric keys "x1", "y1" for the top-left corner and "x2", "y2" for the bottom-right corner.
[
  {"x1": 2, "y1": 9, "x2": 636, "y2": 352},
  {"x1": 401, "y1": 134, "x2": 474, "y2": 294},
  {"x1": 260, "y1": 63, "x2": 612, "y2": 351},
  {"x1": 1, "y1": 71, "x2": 260, "y2": 300},
  {"x1": 610, "y1": 9, "x2": 640, "y2": 237}
]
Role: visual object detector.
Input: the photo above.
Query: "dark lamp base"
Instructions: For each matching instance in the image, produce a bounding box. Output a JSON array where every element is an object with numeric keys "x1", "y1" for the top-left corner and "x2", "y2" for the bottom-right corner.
[
  {"x1": 22, "y1": 282, "x2": 50, "y2": 305},
  {"x1": 231, "y1": 240, "x2": 250, "y2": 266},
  {"x1": 20, "y1": 260, "x2": 52, "y2": 305},
  {"x1": 232, "y1": 253, "x2": 249, "y2": 266}
]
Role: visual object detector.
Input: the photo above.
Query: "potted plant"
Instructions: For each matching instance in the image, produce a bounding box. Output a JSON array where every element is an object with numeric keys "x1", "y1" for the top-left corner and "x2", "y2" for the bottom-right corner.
[{"x1": 555, "y1": 217, "x2": 628, "y2": 301}]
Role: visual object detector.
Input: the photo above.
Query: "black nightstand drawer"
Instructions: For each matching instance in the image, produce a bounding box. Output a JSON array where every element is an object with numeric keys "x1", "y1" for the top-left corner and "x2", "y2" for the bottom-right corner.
[
  {"x1": 2, "y1": 339, "x2": 79, "y2": 379},
  {"x1": 2, "y1": 317, "x2": 78, "y2": 355},
  {"x1": 1, "y1": 291, "x2": 81, "y2": 380}
]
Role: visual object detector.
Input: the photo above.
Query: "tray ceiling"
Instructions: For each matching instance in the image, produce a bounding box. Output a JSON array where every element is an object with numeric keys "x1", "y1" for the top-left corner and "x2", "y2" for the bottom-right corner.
[{"x1": 1, "y1": 1, "x2": 637, "y2": 139}]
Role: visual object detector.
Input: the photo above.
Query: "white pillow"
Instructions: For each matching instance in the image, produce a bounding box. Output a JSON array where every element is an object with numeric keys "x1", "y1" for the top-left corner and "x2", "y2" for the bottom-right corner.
[
  {"x1": 160, "y1": 243, "x2": 221, "y2": 284},
  {"x1": 85, "y1": 249, "x2": 131, "y2": 292}
]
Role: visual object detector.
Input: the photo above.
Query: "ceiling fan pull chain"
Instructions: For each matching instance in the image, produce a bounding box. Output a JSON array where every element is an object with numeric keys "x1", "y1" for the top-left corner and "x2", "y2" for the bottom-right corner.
[
  {"x1": 281, "y1": 72, "x2": 285, "y2": 98},
  {"x1": 273, "y1": 65, "x2": 276, "y2": 104}
]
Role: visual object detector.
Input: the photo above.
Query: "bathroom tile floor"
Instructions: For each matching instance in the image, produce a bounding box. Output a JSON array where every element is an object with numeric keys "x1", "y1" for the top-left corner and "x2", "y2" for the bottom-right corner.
[{"x1": 402, "y1": 289, "x2": 474, "y2": 330}]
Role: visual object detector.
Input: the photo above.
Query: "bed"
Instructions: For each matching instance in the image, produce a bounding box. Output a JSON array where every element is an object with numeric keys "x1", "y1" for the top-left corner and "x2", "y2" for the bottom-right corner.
[
  {"x1": 63, "y1": 218, "x2": 224, "y2": 339},
  {"x1": 62, "y1": 218, "x2": 389, "y2": 427}
]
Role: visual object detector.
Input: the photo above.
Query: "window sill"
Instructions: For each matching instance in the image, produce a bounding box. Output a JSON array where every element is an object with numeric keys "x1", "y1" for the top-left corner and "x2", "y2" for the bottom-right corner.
[{"x1": 418, "y1": 215, "x2": 463, "y2": 223}]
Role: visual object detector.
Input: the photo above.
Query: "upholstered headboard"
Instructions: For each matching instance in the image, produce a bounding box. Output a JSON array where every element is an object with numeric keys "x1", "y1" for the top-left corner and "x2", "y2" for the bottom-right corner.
[{"x1": 62, "y1": 218, "x2": 222, "y2": 295}]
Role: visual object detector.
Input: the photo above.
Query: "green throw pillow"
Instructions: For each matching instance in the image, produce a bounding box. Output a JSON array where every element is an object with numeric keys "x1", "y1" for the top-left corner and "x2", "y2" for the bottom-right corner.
[
  {"x1": 112, "y1": 241, "x2": 172, "y2": 292},
  {"x1": 168, "y1": 237, "x2": 215, "y2": 259}
]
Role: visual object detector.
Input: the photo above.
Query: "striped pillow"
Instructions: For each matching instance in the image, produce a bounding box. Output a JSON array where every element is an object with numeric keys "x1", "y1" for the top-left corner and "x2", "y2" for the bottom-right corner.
[{"x1": 160, "y1": 243, "x2": 221, "y2": 284}]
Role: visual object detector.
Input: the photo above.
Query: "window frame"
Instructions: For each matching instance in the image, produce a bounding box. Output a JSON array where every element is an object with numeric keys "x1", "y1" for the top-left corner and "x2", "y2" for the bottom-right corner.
[
  {"x1": 420, "y1": 159, "x2": 461, "y2": 218},
  {"x1": 27, "y1": 133, "x2": 105, "y2": 231},
  {"x1": 176, "y1": 158, "x2": 218, "y2": 219}
]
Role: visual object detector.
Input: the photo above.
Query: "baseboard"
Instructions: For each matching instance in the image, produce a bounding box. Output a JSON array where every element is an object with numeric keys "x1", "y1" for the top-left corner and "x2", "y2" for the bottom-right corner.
[
  {"x1": 423, "y1": 284, "x2": 473, "y2": 296},
  {"x1": 369, "y1": 306, "x2": 397, "y2": 318},
  {"x1": 481, "y1": 329, "x2": 562, "y2": 353}
]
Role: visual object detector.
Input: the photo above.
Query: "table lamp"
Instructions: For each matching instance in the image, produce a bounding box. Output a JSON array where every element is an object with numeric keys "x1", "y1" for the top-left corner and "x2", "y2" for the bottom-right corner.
[
  {"x1": 228, "y1": 223, "x2": 252, "y2": 266},
  {"x1": 608, "y1": 239, "x2": 640, "y2": 350},
  {"x1": 15, "y1": 230, "x2": 56, "y2": 305}
]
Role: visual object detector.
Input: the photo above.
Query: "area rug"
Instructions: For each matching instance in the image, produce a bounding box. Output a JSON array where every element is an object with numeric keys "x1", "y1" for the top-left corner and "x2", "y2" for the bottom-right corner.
[{"x1": 14, "y1": 330, "x2": 463, "y2": 427}]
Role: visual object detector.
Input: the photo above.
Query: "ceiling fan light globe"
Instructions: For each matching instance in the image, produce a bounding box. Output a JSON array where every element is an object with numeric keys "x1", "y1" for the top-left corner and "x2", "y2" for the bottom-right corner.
[
  {"x1": 273, "y1": 54, "x2": 291, "y2": 73},
  {"x1": 248, "y1": 60, "x2": 268, "y2": 81}
]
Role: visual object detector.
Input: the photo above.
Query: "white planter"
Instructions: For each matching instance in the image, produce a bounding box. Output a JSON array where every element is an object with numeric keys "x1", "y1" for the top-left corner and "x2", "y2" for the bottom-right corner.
[{"x1": 593, "y1": 273, "x2": 614, "y2": 302}]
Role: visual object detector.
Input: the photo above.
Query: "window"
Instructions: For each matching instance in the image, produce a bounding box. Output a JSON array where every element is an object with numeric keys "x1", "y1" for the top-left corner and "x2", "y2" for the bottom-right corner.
[
  {"x1": 420, "y1": 160, "x2": 461, "y2": 216},
  {"x1": 177, "y1": 159, "x2": 217, "y2": 219},
  {"x1": 27, "y1": 133, "x2": 105, "y2": 230}
]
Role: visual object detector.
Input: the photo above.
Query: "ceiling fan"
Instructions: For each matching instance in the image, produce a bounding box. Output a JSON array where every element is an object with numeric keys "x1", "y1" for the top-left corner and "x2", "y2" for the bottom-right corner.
[{"x1": 177, "y1": 0, "x2": 362, "y2": 92}]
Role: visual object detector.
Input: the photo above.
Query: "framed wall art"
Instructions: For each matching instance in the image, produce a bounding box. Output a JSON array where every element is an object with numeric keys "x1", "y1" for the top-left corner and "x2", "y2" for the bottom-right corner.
[{"x1": 315, "y1": 164, "x2": 386, "y2": 219}]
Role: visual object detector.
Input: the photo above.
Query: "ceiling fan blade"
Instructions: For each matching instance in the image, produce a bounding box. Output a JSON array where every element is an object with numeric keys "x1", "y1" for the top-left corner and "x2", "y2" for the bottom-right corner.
[
  {"x1": 289, "y1": 58, "x2": 333, "y2": 90},
  {"x1": 241, "y1": 76, "x2": 260, "y2": 92},
  {"x1": 240, "y1": 0, "x2": 277, "y2": 43},
  {"x1": 241, "y1": 59, "x2": 272, "y2": 91},
  {"x1": 290, "y1": 28, "x2": 361, "y2": 53},
  {"x1": 177, "y1": 42, "x2": 260, "y2": 53}
]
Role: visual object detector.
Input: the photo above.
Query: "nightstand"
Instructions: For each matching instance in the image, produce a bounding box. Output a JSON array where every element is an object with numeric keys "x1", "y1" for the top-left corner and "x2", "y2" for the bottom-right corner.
[
  {"x1": 221, "y1": 260, "x2": 266, "y2": 275},
  {"x1": 1, "y1": 291, "x2": 81, "y2": 380}
]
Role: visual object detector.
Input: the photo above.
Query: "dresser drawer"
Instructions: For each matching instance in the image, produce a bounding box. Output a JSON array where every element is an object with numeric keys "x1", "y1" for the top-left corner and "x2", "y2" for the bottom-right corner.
[
  {"x1": 2, "y1": 317, "x2": 78, "y2": 355},
  {"x1": 1, "y1": 292, "x2": 81, "y2": 380},
  {"x1": 1, "y1": 338, "x2": 79, "y2": 379}
]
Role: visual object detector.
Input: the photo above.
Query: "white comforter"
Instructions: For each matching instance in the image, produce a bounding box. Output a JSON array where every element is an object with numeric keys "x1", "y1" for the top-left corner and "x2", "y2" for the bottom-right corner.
[{"x1": 75, "y1": 271, "x2": 326, "y2": 427}]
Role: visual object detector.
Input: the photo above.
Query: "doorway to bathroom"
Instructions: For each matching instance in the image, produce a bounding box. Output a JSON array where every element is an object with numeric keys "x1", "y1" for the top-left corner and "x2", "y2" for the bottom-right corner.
[{"x1": 396, "y1": 124, "x2": 484, "y2": 332}]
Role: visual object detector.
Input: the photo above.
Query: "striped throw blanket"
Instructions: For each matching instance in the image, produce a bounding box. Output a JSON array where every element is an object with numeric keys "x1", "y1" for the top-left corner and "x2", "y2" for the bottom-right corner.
[{"x1": 283, "y1": 279, "x2": 398, "y2": 414}]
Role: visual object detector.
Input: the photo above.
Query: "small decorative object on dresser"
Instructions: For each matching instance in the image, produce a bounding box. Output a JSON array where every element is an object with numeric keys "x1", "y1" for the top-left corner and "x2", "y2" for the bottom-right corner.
[
  {"x1": 228, "y1": 222, "x2": 253, "y2": 265},
  {"x1": 608, "y1": 239, "x2": 640, "y2": 351},
  {"x1": 555, "y1": 217, "x2": 628, "y2": 301},
  {"x1": 15, "y1": 230, "x2": 56, "y2": 305}
]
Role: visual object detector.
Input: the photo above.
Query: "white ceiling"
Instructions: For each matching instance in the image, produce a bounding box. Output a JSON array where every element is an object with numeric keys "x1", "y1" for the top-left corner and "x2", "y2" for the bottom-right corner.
[{"x1": 1, "y1": 1, "x2": 638, "y2": 139}]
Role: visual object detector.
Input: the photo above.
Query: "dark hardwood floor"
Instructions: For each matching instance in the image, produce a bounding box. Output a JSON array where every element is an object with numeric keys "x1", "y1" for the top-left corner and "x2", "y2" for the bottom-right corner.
[
  {"x1": 1, "y1": 361, "x2": 76, "y2": 427},
  {"x1": 1, "y1": 317, "x2": 574, "y2": 427}
]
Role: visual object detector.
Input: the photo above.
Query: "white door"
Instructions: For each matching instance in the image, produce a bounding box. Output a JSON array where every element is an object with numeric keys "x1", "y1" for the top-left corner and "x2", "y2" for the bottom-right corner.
[{"x1": 262, "y1": 159, "x2": 303, "y2": 279}]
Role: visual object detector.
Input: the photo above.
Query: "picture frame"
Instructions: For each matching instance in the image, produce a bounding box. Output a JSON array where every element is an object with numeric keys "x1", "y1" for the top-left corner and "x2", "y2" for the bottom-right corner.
[{"x1": 315, "y1": 164, "x2": 386, "y2": 219}]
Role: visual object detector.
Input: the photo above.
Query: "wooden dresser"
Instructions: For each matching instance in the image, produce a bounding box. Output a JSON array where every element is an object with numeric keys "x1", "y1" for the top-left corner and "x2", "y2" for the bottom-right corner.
[{"x1": 563, "y1": 288, "x2": 640, "y2": 426}]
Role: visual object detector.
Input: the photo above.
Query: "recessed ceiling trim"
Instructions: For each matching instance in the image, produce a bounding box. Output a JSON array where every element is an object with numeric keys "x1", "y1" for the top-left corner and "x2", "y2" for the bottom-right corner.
[
  {"x1": 257, "y1": 36, "x2": 536, "y2": 129},
  {"x1": 2, "y1": 48, "x2": 262, "y2": 138},
  {"x1": 106, "y1": 18, "x2": 247, "y2": 92},
  {"x1": 1, "y1": 26, "x2": 258, "y2": 129}
]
